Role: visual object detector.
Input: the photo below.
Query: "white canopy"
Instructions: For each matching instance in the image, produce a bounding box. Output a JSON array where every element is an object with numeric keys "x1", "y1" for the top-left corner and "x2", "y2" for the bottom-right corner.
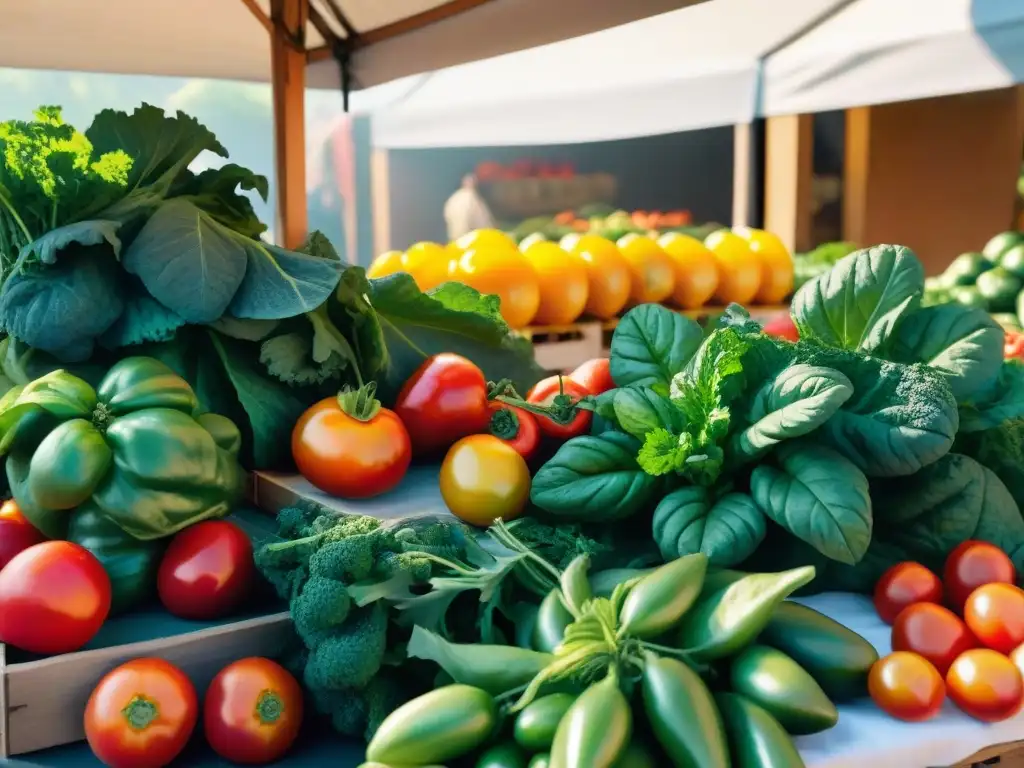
[
  {"x1": 0, "y1": 0, "x2": 704, "y2": 90},
  {"x1": 366, "y1": 0, "x2": 850, "y2": 149},
  {"x1": 762, "y1": 0, "x2": 1024, "y2": 115}
]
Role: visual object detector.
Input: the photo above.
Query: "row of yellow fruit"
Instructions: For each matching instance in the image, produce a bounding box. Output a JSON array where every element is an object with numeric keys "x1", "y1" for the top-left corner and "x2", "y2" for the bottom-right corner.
[{"x1": 367, "y1": 227, "x2": 794, "y2": 329}]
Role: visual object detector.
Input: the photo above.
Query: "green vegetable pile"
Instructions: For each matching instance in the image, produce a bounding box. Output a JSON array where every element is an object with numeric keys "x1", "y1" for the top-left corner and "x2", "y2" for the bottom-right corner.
[
  {"x1": 363, "y1": 554, "x2": 878, "y2": 768},
  {"x1": 791, "y1": 241, "x2": 859, "y2": 290},
  {"x1": 530, "y1": 244, "x2": 1024, "y2": 590}
]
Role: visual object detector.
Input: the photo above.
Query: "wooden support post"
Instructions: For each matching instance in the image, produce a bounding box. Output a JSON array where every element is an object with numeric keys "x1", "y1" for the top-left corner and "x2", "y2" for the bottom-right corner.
[
  {"x1": 732, "y1": 123, "x2": 752, "y2": 228},
  {"x1": 764, "y1": 114, "x2": 813, "y2": 254},
  {"x1": 270, "y1": 0, "x2": 308, "y2": 249},
  {"x1": 371, "y1": 148, "x2": 392, "y2": 255}
]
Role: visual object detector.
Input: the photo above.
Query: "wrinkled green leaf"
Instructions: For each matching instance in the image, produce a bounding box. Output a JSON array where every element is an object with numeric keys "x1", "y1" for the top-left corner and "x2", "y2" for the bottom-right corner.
[
  {"x1": 610, "y1": 304, "x2": 703, "y2": 390},
  {"x1": 959, "y1": 361, "x2": 1024, "y2": 432},
  {"x1": 612, "y1": 385, "x2": 683, "y2": 441},
  {"x1": 172, "y1": 163, "x2": 268, "y2": 238},
  {"x1": 228, "y1": 238, "x2": 343, "y2": 320},
  {"x1": 100, "y1": 286, "x2": 187, "y2": 348},
  {"x1": 652, "y1": 486, "x2": 766, "y2": 567},
  {"x1": 260, "y1": 332, "x2": 345, "y2": 387},
  {"x1": 19, "y1": 220, "x2": 121, "y2": 265}
]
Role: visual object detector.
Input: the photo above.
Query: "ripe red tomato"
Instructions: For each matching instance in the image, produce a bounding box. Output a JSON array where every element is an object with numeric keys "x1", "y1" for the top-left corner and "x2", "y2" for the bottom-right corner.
[
  {"x1": 0, "y1": 498, "x2": 45, "y2": 571},
  {"x1": 292, "y1": 389, "x2": 411, "y2": 498},
  {"x1": 487, "y1": 401, "x2": 541, "y2": 461},
  {"x1": 964, "y1": 582, "x2": 1024, "y2": 654},
  {"x1": 891, "y1": 602, "x2": 977, "y2": 676},
  {"x1": 526, "y1": 376, "x2": 592, "y2": 439},
  {"x1": 873, "y1": 561, "x2": 943, "y2": 624},
  {"x1": 944, "y1": 540, "x2": 1016, "y2": 614},
  {"x1": 570, "y1": 358, "x2": 614, "y2": 395},
  {"x1": 0, "y1": 541, "x2": 110, "y2": 654},
  {"x1": 85, "y1": 657, "x2": 198, "y2": 767},
  {"x1": 157, "y1": 520, "x2": 254, "y2": 621},
  {"x1": 868, "y1": 652, "x2": 945, "y2": 722},
  {"x1": 947, "y1": 649, "x2": 1024, "y2": 722},
  {"x1": 204, "y1": 657, "x2": 303, "y2": 764},
  {"x1": 394, "y1": 354, "x2": 491, "y2": 456}
]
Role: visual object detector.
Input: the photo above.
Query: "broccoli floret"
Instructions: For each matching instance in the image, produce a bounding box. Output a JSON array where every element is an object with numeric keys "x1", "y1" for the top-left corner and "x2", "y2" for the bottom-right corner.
[
  {"x1": 329, "y1": 690, "x2": 368, "y2": 737},
  {"x1": 374, "y1": 550, "x2": 433, "y2": 583},
  {"x1": 364, "y1": 673, "x2": 413, "y2": 743},
  {"x1": 309, "y1": 535, "x2": 379, "y2": 582},
  {"x1": 304, "y1": 603, "x2": 389, "y2": 692},
  {"x1": 293, "y1": 576, "x2": 352, "y2": 647}
]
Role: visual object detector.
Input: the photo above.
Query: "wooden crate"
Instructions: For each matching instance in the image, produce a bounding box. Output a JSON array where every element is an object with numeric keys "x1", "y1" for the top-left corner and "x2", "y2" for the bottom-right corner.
[
  {"x1": 952, "y1": 740, "x2": 1024, "y2": 767},
  {"x1": 520, "y1": 321, "x2": 603, "y2": 373}
]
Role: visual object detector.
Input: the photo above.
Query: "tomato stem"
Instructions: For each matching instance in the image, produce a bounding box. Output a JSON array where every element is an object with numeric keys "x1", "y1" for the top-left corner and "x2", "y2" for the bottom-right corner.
[
  {"x1": 254, "y1": 689, "x2": 284, "y2": 724},
  {"x1": 336, "y1": 382, "x2": 381, "y2": 422},
  {"x1": 489, "y1": 406, "x2": 521, "y2": 440},
  {"x1": 121, "y1": 694, "x2": 159, "y2": 731}
]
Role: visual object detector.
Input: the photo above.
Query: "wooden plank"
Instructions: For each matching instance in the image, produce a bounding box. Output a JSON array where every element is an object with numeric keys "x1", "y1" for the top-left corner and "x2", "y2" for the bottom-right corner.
[
  {"x1": 270, "y1": 0, "x2": 308, "y2": 250},
  {"x1": 732, "y1": 122, "x2": 753, "y2": 228},
  {"x1": 764, "y1": 114, "x2": 814, "y2": 255},
  {"x1": 371, "y1": 148, "x2": 392, "y2": 255}
]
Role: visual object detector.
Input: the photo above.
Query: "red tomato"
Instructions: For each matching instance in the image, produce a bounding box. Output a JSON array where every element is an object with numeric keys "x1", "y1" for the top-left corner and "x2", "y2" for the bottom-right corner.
[
  {"x1": 964, "y1": 582, "x2": 1024, "y2": 654},
  {"x1": 0, "y1": 498, "x2": 45, "y2": 571},
  {"x1": 0, "y1": 541, "x2": 110, "y2": 654},
  {"x1": 394, "y1": 354, "x2": 491, "y2": 456},
  {"x1": 891, "y1": 602, "x2": 977, "y2": 676},
  {"x1": 85, "y1": 657, "x2": 198, "y2": 768},
  {"x1": 292, "y1": 389, "x2": 412, "y2": 498},
  {"x1": 762, "y1": 313, "x2": 800, "y2": 342},
  {"x1": 204, "y1": 657, "x2": 303, "y2": 764},
  {"x1": 944, "y1": 540, "x2": 1016, "y2": 614},
  {"x1": 570, "y1": 358, "x2": 614, "y2": 395},
  {"x1": 873, "y1": 561, "x2": 943, "y2": 624},
  {"x1": 487, "y1": 401, "x2": 541, "y2": 461},
  {"x1": 947, "y1": 649, "x2": 1024, "y2": 722},
  {"x1": 526, "y1": 376, "x2": 592, "y2": 439},
  {"x1": 157, "y1": 521, "x2": 254, "y2": 620},
  {"x1": 868, "y1": 652, "x2": 945, "y2": 722}
]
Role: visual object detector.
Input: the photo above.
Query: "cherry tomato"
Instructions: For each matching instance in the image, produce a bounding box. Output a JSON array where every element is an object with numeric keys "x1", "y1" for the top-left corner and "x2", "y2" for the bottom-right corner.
[
  {"x1": 292, "y1": 388, "x2": 411, "y2": 498},
  {"x1": 440, "y1": 434, "x2": 530, "y2": 527},
  {"x1": 0, "y1": 498, "x2": 45, "y2": 571},
  {"x1": 157, "y1": 521, "x2": 254, "y2": 620},
  {"x1": 0, "y1": 540, "x2": 110, "y2": 654},
  {"x1": 488, "y1": 401, "x2": 541, "y2": 462},
  {"x1": 394, "y1": 354, "x2": 491, "y2": 456},
  {"x1": 964, "y1": 582, "x2": 1024, "y2": 654},
  {"x1": 204, "y1": 657, "x2": 303, "y2": 764},
  {"x1": 873, "y1": 561, "x2": 943, "y2": 624},
  {"x1": 943, "y1": 540, "x2": 1016, "y2": 614},
  {"x1": 868, "y1": 652, "x2": 945, "y2": 722},
  {"x1": 570, "y1": 358, "x2": 614, "y2": 395},
  {"x1": 85, "y1": 657, "x2": 198, "y2": 768},
  {"x1": 891, "y1": 602, "x2": 977, "y2": 676},
  {"x1": 947, "y1": 649, "x2": 1024, "y2": 722},
  {"x1": 761, "y1": 313, "x2": 800, "y2": 343},
  {"x1": 526, "y1": 376, "x2": 592, "y2": 439}
]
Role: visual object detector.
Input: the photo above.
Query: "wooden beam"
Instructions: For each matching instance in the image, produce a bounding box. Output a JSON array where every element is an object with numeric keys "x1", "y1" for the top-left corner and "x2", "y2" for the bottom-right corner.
[
  {"x1": 842, "y1": 106, "x2": 870, "y2": 245},
  {"x1": 270, "y1": 0, "x2": 308, "y2": 250},
  {"x1": 764, "y1": 114, "x2": 813, "y2": 254},
  {"x1": 370, "y1": 148, "x2": 392, "y2": 256},
  {"x1": 358, "y1": 0, "x2": 495, "y2": 46},
  {"x1": 239, "y1": 0, "x2": 274, "y2": 34},
  {"x1": 732, "y1": 123, "x2": 752, "y2": 228}
]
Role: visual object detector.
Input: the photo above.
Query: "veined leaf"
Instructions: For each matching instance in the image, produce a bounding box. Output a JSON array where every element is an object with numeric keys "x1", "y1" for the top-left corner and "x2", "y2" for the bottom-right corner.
[{"x1": 609, "y1": 304, "x2": 702, "y2": 390}]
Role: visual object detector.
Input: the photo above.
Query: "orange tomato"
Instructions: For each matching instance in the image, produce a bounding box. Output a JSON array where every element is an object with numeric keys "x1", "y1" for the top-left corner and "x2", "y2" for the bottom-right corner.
[
  {"x1": 947, "y1": 649, "x2": 1024, "y2": 722},
  {"x1": 657, "y1": 232, "x2": 719, "y2": 310},
  {"x1": 891, "y1": 602, "x2": 977, "y2": 676},
  {"x1": 868, "y1": 652, "x2": 945, "y2": 722},
  {"x1": 616, "y1": 234, "x2": 675, "y2": 305},
  {"x1": 568, "y1": 235, "x2": 632, "y2": 319},
  {"x1": 366, "y1": 250, "x2": 405, "y2": 279},
  {"x1": 451, "y1": 247, "x2": 540, "y2": 329},
  {"x1": 404, "y1": 241, "x2": 453, "y2": 291},
  {"x1": 735, "y1": 227, "x2": 795, "y2": 304},
  {"x1": 522, "y1": 241, "x2": 589, "y2": 325},
  {"x1": 440, "y1": 435, "x2": 531, "y2": 527},
  {"x1": 704, "y1": 229, "x2": 761, "y2": 305},
  {"x1": 965, "y1": 583, "x2": 1024, "y2": 654},
  {"x1": 873, "y1": 561, "x2": 944, "y2": 625}
]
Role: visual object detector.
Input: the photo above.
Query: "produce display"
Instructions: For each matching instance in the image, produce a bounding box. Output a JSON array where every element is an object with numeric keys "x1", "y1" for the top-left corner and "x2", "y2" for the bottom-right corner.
[
  {"x1": 510, "y1": 205, "x2": 701, "y2": 244},
  {"x1": 923, "y1": 230, "x2": 1024, "y2": 319}
]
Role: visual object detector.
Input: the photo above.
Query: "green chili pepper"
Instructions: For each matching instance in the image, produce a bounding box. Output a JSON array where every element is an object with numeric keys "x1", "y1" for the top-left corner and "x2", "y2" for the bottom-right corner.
[
  {"x1": 66, "y1": 502, "x2": 167, "y2": 615},
  {"x1": 715, "y1": 692, "x2": 807, "y2": 768},
  {"x1": 533, "y1": 589, "x2": 574, "y2": 653},
  {"x1": 613, "y1": 742, "x2": 659, "y2": 768},
  {"x1": 365, "y1": 684, "x2": 497, "y2": 765},
  {"x1": 560, "y1": 554, "x2": 593, "y2": 617},
  {"x1": 549, "y1": 670, "x2": 631, "y2": 768},
  {"x1": 641, "y1": 653, "x2": 729, "y2": 768},
  {"x1": 589, "y1": 568, "x2": 654, "y2": 598},
  {"x1": 477, "y1": 741, "x2": 530, "y2": 768},
  {"x1": 513, "y1": 602, "x2": 540, "y2": 650},
  {"x1": 514, "y1": 693, "x2": 576, "y2": 751},
  {"x1": 618, "y1": 553, "x2": 707, "y2": 640}
]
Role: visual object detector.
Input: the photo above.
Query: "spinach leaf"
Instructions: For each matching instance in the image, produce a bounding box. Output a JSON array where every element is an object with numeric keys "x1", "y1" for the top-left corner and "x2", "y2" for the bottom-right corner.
[
  {"x1": 652, "y1": 486, "x2": 766, "y2": 567},
  {"x1": 888, "y1": 304, "x2": 1003, "y2": 401},
  {"x1": 100, "y1": 281, "x2": 187, "y2": 348},
  {"x1": 20, "y1": 220, "x2": 122, "y2": 265},
  {"x1": 956, "y1": 419, "x2": 1024, "y2": 510},
  {"x1": 791, "y1": 244, "x2": 923, "y2": 353},
  {"x1": 959, "y1": 361, "x2": 1024, "y2": 432},
  {"x1": 750, "y1": 441, "x2": 872, "y2": 565},
  {"x1": 228, "y1": 238, "x2": 343, "y2": 320},
  {"x1": 612, "y1": 385, "x2": 683, "y2": 441},
  {"x1": 172, "y1": 163, "x2": 269, "y2": 239},
  {"x1": 590, "y1": 388, "x2": 620, "y2": 434},
  {"x1": 609, "y1": 304, "x2": 702, "y2": 390},
  {"x1": 530, "y1": 432, "x2": 664, "y2": 522},
  {"x1": 731, "y1": 364, "x2": 853, "y2": 461}
]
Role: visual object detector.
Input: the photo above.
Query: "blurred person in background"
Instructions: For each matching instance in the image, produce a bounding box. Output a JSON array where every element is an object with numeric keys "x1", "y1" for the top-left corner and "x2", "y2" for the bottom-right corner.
[{"x1": 444, "y1": 173, "x2": 494, "y2": 240}]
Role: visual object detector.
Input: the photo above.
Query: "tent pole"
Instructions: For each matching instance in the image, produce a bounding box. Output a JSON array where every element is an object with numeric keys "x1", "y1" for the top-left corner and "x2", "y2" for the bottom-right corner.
[
  {"x1": 371, "y1": 148, "x2": 392, "y2": 255},
  {"x1": 764, "y1": 114, "x2": 813, "y2": 254},
  {"x1": 270, "y1": 0, "x2": 309, "y2": 249}
]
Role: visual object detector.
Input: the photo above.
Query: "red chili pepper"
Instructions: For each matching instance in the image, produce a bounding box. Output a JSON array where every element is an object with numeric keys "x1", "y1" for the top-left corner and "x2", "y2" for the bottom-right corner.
[
  {"x1": 487, "y1": 401, "x2": 541, "y2": 461},
  {"x1": 525, "y1": 376, "x2": 592, "y2": 439}
]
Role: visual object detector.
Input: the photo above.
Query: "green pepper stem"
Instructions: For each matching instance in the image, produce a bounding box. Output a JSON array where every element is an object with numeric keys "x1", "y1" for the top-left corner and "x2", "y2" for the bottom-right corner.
[
  {"x1": 336, "y1": 382, "x2": 381, "y2": 422},
  {"x1": 121, "y1": 694, "x2": 159, "y2": 731}
]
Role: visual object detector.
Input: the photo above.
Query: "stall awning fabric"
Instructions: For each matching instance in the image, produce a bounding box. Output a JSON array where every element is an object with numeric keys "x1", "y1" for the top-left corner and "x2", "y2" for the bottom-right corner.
[
  {"x1": 364, "y1": 0, "x2": 850, "y2": 149},
  {"x1": 0, "y1": 0, "x2": 707, "y2": 90},
  {"x1": 762, "y1": 0, "x2": 1024, "y2": 115}
]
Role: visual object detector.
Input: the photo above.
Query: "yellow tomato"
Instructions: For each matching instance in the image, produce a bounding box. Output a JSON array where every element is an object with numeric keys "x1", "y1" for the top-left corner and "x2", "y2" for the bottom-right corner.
[
  {"x1": 522, "y1": 241, "x2": 589, "y2": 326},
  {"x1": 366, "y1": 250, "x2": 404, "y2": 279},
  {"x1": 704, "y1": 229, "x2": 761, "y2": 305},
  {"x1": 616, "y1": 234, "x2": 676, "y2": 305},
  {"x1": 403, "y1": 241, "x2": 453, "y2": 291},
  {"x1": 452, "y1": 228, "x2": 518, "y2": 256},
  {"x1": 658, "y1": 232, "x2": 719, "y2": 310},
  {"x1": 519, "y1": 233, "x2": 547, "y2": 251},
  {"x1": 451, "y1": 247, "x2": 540, "y2": 329},
  {"x1": 440, "y1": 434, "x2": 530, "y2": 526},
  {"x1": 735, "y1": 227, "x2": 795, "y2": 305},
  {"x1": 559, "y1": 233, "x2": 582, "y2": 252},
  {"x1": 568, "y1": 235, "x2": 632, "y2": 319}
]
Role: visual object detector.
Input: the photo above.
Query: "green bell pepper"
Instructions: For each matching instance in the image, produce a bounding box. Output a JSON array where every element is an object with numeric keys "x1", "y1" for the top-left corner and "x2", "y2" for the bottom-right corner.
[
  {"x1": 0, "y1": 357, "x2": 244, "y2": 539},
  {"x1": 67, "y1": 503, "x2": 167, "y2": 615}
]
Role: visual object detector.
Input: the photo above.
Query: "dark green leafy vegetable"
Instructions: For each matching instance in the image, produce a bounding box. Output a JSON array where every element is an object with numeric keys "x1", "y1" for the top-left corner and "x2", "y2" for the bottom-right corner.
[
  {"x1": 609, "y1": 304, "x2": 702, "y2": 391},
  {"x1": 652, "y1": 487, "x2": 766, "y2": 567}
]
